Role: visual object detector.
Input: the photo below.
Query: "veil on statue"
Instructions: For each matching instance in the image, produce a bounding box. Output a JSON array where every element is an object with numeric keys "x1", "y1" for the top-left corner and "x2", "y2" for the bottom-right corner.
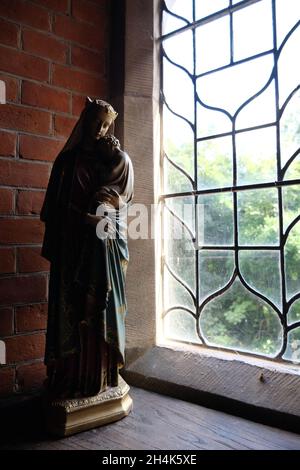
[{"x1": 60, "y1": 96, "x2": 118, "y2": 155}]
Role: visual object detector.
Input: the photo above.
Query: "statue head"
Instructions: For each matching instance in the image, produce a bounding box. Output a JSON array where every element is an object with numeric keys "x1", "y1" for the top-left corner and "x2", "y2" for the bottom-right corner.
[
  {"x1": 83, "y1": 97, "x2": 118, "y2": 144},
  {"x1": 58, "y1": 97, "x2": 119, "y2": 155}
]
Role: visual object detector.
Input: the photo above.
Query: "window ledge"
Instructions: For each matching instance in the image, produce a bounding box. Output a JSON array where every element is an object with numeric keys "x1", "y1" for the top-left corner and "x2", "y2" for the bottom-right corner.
[{"x1": 123, "y1": 342, "x2": 300, "y2": 425}]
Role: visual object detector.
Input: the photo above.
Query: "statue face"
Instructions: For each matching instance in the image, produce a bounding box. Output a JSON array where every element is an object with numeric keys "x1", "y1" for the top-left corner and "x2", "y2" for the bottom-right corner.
[
  {"x1": 84, "y1": 107, "x2": 114, "y2": 143},
  {"x1": 95, "y1": 108, "x2": 114, "y2": 140}
]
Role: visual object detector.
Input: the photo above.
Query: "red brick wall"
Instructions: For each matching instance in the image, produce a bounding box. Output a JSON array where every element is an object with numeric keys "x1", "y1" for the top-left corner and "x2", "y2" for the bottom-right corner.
[{"x1": 0, "y1": 0, "x2": 110, "y2": 398}]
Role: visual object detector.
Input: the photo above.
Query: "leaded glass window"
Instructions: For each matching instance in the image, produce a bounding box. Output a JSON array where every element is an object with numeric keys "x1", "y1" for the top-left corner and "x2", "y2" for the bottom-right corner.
[{"x1": 160, "y1": 0, "x2": 300, "y2": 363}]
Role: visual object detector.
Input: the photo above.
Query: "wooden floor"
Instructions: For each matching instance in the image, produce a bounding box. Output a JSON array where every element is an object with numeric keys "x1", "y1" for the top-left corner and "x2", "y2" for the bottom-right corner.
[{"x1": 1, "y1": 386, "x2": 300, "y2": 450}]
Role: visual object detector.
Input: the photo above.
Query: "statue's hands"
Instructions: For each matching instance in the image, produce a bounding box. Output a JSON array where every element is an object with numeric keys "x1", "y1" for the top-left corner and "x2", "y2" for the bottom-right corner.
[
  {"x1": 105, "y1": 188, "x2": 126, "y2": 209},
  {"x1": 95, "y1": 188, "x2": 125, "y2": 209}
]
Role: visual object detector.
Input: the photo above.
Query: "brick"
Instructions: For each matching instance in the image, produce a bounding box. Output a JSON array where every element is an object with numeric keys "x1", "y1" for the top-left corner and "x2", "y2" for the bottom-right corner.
[
  {"x1": 0, "y1": 276, "x2": 47, "y2": 307},
  {"x1": 54, "y1": 114, "x2": 77, "y2": 137},
  {"x1": 52, "y1": 63, "x2": 107, "y2": 96},
  {"x1": 16, "y1": 190, "x2": 45, "y2": 215},
  {"x1": 0, "y1": 308, "x2": 14, "y2": 336},
  {"x1": 16, "y1": 362, "x2": 46, "y2": 392},
  {"x1": 0, "y1": 368, "x2": 15, "y2": 396},
  {"x1": 0, "y1": 0, "x2": 50, "y2": 31},
  {"x1": 0, "y1": 219, "x2": 44, "y2": 244},
  {"x1": 6, "y1": 333, "x2": 45, "y2": 363},
  {"x1": 22, "y1": 29, "x2": 68, "y2": 64},
  {"x1": 0, "y1": 74, "x2": 19, "y2": 103},
  {"x1": 16, "y1": 303, "x2": 47, "y2": 333},
  {"x1": 0, "y1": 131, "x2": 16, "y2": 156},
  {"x1": 0, "y1": 45, "x2": 49, "y2": 82},
  {"x1": 0, "y1": 160, "x2": 50, "y2": 188},
  {"x1": 53, "y1": 14, "x2": 105, "y2": 50},
  {"x1": 72, "y1": 94, "x2": 86, "y2": 116},
  {"x1": 19, "y1": 135, "x2": 63, "y2": 162},
  {"x1": 71, "y1": 45, "x2": 105, "y2": 74},
  {"x1": 22, "y1": 81, "x2": 70, "y2": 113},
  {"x1": 72, "y1": 0, "x2": 105, "y2": 25},
  {"x1": 0, "y1": 188, "x2": 14, "y2": 214},
  {"x1": 0, "y1": 104, "x2": 51, "y2": 135},
  {"x1": 32, "y1": 0, "x2": 69, "y2": 13},
  {"x1": 0, "y1": 248, "x2": 16, "y2": 274},
  {"x1": 18, "y1": 247, "x2": 49, "y2": 273},
  {"x1": 0, "y1": 248, "x2": 15, "y2": 274},
  {"x1": 0, "y1": 18, "x2": 19, "y2": 48}
]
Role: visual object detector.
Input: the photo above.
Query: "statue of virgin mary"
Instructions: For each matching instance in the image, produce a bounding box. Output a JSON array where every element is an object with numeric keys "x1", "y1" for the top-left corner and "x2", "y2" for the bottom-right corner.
[{"x1": 40, "y1": 97, "x2": 134, "y2": 399}]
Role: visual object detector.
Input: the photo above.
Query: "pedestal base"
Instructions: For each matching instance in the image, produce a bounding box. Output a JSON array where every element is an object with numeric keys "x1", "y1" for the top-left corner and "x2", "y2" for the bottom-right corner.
[{"x1": 44, "y1": 375, "x2": 133, "y2": 437}]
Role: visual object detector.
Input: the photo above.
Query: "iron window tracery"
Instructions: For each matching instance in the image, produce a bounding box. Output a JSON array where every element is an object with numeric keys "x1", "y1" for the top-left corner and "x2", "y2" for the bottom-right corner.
[{"x1": 159, "y1": 0, "x2": 300, "y2": 363}]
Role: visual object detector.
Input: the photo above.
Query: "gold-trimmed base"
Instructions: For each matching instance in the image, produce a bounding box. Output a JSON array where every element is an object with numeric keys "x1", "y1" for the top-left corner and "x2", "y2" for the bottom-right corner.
[{"x1": 43, "y1": 375, "x2": 133, "y2": 437}]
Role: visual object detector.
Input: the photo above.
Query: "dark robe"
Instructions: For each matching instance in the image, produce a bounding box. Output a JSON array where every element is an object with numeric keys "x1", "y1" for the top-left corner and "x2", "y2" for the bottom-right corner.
[{"x1": 40, "y1": 143, "x2": 133, "y2": 399}]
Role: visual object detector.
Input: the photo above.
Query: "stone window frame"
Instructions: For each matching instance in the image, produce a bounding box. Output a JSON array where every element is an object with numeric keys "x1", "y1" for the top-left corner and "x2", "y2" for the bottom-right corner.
[{"x1": 115, "y1": 0, "x2": 300, "y2": 423}]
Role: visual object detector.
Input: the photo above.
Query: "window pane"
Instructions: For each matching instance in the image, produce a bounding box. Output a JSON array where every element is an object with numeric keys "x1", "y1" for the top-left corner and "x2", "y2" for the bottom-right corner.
[
  {"x1": 164, "y1": 157, "x2": 193, "y2": 193},
  {"x1": 199, "y1": 250, "x2": 235, "y2": 301},
  {"x1": 162, "y1": 10, "x2": 187, "y2": 36},
  {"x1": 288, "y1": 300, "x2": 300, "y2": 326},
  {"x1": 163, "y1": 105, "x2": 194, "y2": 166},
  {"x1": 238, "y1": 189, "x2": 279, "y2": 245},
  {"x1": 163, "y1": 30, "x2": 194, "y2": 74},
  {"x1": 197, "y1": 102, "x2": 232, "y2": 138},
  {"x1": 285, "y1": 221, "x2": 300, "y2": 300},
  {"x1": 235, "y1": 80, "x2": 276, "y2": 130},
  {"x1": 163, "y1": 58, "x2": 194, "y2": 123},
  {"x1": 233, "y1": 0, "x2": 273, "y2": 61},
  {"x1": 284, "y1": 156, "x2": 300, "y2": 181},
  {"x1": 282, "y1": 185, "x2": 300, "y2": 232},
  {"x1": 165, "y1": 0, "x2": 193, "y2": 23},
  {"x1": 197, "y1": 135, "x2": 233, "y2": 189},
  {"x1": 164, "y1": 267, "x2": 195, "y2": 312},
  {"x1": 166, "y1": 196, "x2": 195, "y2": 235},
  {"x1": 200, "y1": 278, "x2": 282, "y2": 356},
  {"x1": 164, "y1": 309, "x2": 201, "y2": 344},
  {"x1": 282, "y1": 328, "x2": 300, "y2": 363},
  {"x1": 236, "y1": 127, "x2": 277, "y2": 185},
  {"x1": 164, "y1": 203, "x2": 195, "y2": 291},
  {"x1": 196, "y1": 16, "x2": 230, "y2": 74},
  {"x1": 195, "y1": 0, "x2": 229, "y2": 19},
  {"x1": 278, "y1": 25, "x2": 300, "y2": 107},
  {"x1": 276, "y1": 0, "x2": 300, "y2": 47},
  {"x1": 196, "y1": 55, "x2": 274, "y2": 116},
  {"x1": 280, "y1": 89, "x2": 300, "y2": 166},
  {"x1": 239, "y1": 250, "x2": 281, "y2": 308},
  {"x1": 197, "y1": 192, "x2": 234, "y2": 246}
]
